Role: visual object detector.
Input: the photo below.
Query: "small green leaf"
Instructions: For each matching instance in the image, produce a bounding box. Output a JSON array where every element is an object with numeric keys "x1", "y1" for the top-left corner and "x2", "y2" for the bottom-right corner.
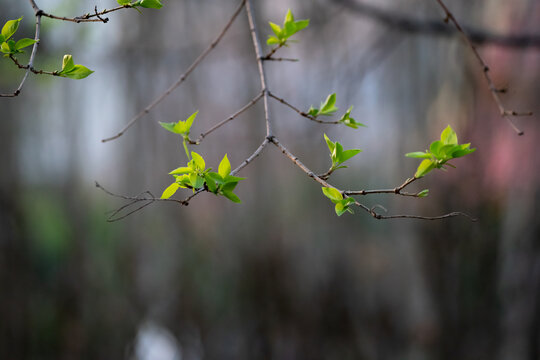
[
  {"x1": 159, "y1": 122, "x2": 178, "y2": 134},
  {"x1": 335, "y1": 202, "x2": 349, "y2": 216},
  {"x1": 117, "y1": 0, "x2": 132, "y2": 5},
  {"x1": 191, "y1": 152, "x2": 205, "y2": 170},
  {"x1": 269, "y1": 22, "x2": 282, "y2": 38},
  {"x1": 61, "y1": 54, "x2": 75, "y2": 73},
  {"x1": 204, "y1": 173, "x2": 217, "y2": 193},
  {"x1": 138, "y1": 0, "x2": 163, "y2": 9},
  {"x1": 207, "y1": 172, "x2": 224, "y2": 185},
  {"x1": 184, "y1": 110, "x2": 198, "y2": 132},
  {"x1": 218, "y1": 154, "x2": 231, "y2": 178},
  {"x1": 324, "y1": 133, "x2": 335, "y2": 154},
  {"x1": 294, "y1": 20, "x2": 309, "y2": 32},
  {"x1": 60, "y1": 64, "x2": 94, "y2": 79},
  {"x1": 322, "y1": 187, "x2": 342, "y2": 202},
  {"x1": 338, "y1": 149, "x2": 362, "y2": 164},
  {"x1": 440, "y1": 125, "x2": 458, "y2": 145},
  {"x1": 0, "y1": 42, "x2": 11, "y2": 54},
  {"x1": 15, "y1": 38, "x2": 37, "y2": 51},
  {"x1": 169, "y1": 166, "x2": 192, "y2": 175},
  {"x1": 1, "y1": 18, "x2": 22, "y2": 42},
  {"x1": 320, "y1": 93, "x2": 338, "y2": 115},
  {"x1": 266, "y1": 36, "x2": 280, "y2": 45},
  {"x1": 415, "y1": 159, "x2": 435, "y2": 178},
  {"x1": 222, "y1": 190, "x2": 241, "y2": 203},
  {"x1": 405, "y1": 151, "x2": 431, "y2": 159},
  {"x1": 417, "y1": 189, "x2": 429, "y2": 198},
  {"x1": 224, "y1": 175, "x2": 245, "y2": 183},
  {"x1": 161, "y1": 182, "x2": 180, "y2": 199},
  {"x1": 285, "y1": 9, "x2": 294, "y2": 23},
  {"x1": 429, "y1": 140, "x2": 443, "y2": 157},
  {"x1": 308, "y1": 106, "x2": 319, "y2": 117}
]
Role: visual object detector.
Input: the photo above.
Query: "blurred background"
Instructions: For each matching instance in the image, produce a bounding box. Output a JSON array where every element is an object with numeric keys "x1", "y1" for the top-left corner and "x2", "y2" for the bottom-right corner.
[{"x1": 1, "y1": 0, "x2": 539, "y2": 359}]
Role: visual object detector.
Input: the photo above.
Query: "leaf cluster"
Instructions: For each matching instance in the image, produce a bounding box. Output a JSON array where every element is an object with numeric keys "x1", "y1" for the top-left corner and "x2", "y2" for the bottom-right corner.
[
  {"x1": 267, "y1": 9, "x2": 309, "y2": 46},
  {"x1": 406, "y1": 125, "x2": 476, "y2": 178},
  {"x1": 58, "y1": 54, "x2": 94, "y2": 79},
  {"x1": 308, "y1": 93, "x2": 365, "y2": 129},
  {"x1": 162, "y1": 154, "x2": 245, "y2": 203},
  {"x1": 321, "y1": 187, "x2": 355, "y2": 216},
  {"x1": 0, "y1": 18, "x2": 37, "y2": 56},
  {"x1": 324, "y1": 134, "x2": 362, "y2": 173}
]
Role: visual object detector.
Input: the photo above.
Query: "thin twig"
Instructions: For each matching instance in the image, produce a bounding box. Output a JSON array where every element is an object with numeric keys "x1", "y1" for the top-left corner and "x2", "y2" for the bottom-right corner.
[
  {"x1": 345, "y1": 177, "x2": 421, "y2": 196},
  {"x1": 230, "y1": 137, "x2": 270, "y2": 176},
  {"x1": 434, "y1": 0, "x2": 532, "y2": 135},
  {"x1": 9, "y1": 55, "x2": 60, "y2": 76},
  {"x1": 101, "y1": 0, "x2": 247, "y2": 143},
  {"x1": 245, "y1": 0, "x2": 273, "y2": 137},
  {"x1": 262, "y1": 57, "x2": 299, "y2": 62},
  {"x1": 268, "y1": 92, "x2": 341, "y2": 124},
  {"x1": 38, "y1": 5, "x2": 135, "y2": 24},
  {"x1": 196, "y1": 91, "x2": 264, "y2": 143},
  {"x1": 261, "y1": 43, "x2": 285, "y2": 60},
  {"x1": 271, "y1": 137, "x2": 474, "y2": 221}
]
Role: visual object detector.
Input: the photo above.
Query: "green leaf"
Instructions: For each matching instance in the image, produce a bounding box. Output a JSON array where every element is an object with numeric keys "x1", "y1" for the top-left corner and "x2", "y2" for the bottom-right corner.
[
  {"x1": 440, "y1": 125, "x2": 458, "y2": 145},
  {"x1": 61, "y1": 54, "x2": 75, "y2": 73},
  {"x1": 207, "y1": 172, "x2": 224, "y2": 185},
  {"x1": 429, "y1": 140, "x2": 443, "y2": 157},
  {"x1": 322, "y1": 187, "x2": 342, "y2": 202},
  {"x1": 59, "y1": 64, "x2": 94, "y2": 79},
  {"x1": 218, "y1": 154, "x2": 231, "y2": 178},
  {"x1": 184, "y1": 110, "x2": 198, "y2": 132},
  {"x1": 308, "y1": 106, "x2": 319, "y2": 117},
  {"x1": 221, "y1": 181, "x2": 239, "y2": 193},
  {"x1": 320, "y1": 93, "x2": 338, "y2": 115},
  {"x1": 405, "y1": 151, "x2": 431, "y2": 159},
  {"x1": 204, "y1": 173, "x2": 217, "y2": 193},
  {"x1": 334, "y1": 142, "x2": 344, "y2": 161},
  {"x1": 224, "y1": 175, "x2": 245, "y2": 183},
  {"x1": 269, "y1": 22, "x2": 282, "y2": 38},
  {"x1": 139, "y1": 0, "x2": 163, "y2": 9},
  {"x1": 15, "y1": 38, "x2": 37, "y2": 51},
  {"x1": 294, "y1": 20, "x2": 309, "y2": 32},
  {"x1": 415, "y1": 159, "x2": 435, "y2": 178},
  {"x1": 338, "y1": 106, "x2": 365, "y2": 129},
  {"x1": 338, "y1": 149, "x2": 362, "y2": 164},
  {"x1": 323, "y1": 133, "x2": 335, "y2": 154},
  {"x1": 1, "y1": 18, "x2": 22, "y2": 42},
  {"x1": 117, "y1": 0, "x2": 132, "y2": 5},
  {"x1": 222, "y1": 190, "x2": 241, "y2": 203},
  {"x1": 191, "y1": 152, "x2": 205, "y2": 170},
  {"x1": 159, "y1": 122, "x2": 178, "y2": 134},
  {"x1": 0, "y1": 41, "x2": 11, "y2": 54},
  {"x1": 161, "y1": 182, "x2": 180, "y2": 199},
  {"x1": 417, "y1": 189, "x2": 429, "y2": 198},
  {"x1": 266, "y1": 36, "x2": 280, "y2": 45},
  {"x1": 285, "y1": 9, "x2": 294, "y2": 23},
  {"x1": 169, "y1": 166, "x2": 192, "y2": 175}
]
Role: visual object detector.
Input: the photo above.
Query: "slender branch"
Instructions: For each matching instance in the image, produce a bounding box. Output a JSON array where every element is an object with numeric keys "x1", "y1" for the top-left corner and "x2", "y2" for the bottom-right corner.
[
  {"x1": 245, "y1": 0, "x2": 273, "y2": 137},
  {"x1": 101, "y1": 0, "x2": 247, "y2": 143},
  {"x1": 434, "y1": 0, "x2": 532, "y2": 135},
  {"x1": 262, "y1": 57, "x2": 298, "y2": 62},
  {"x1": 261, "y1": 43, "x2": 285, "y2": 59},
  {"x1": 268, "y1": 92, "x2": 341, "y2": 124},
  {"x1": 270, "y1": 137, "x2": 474, "y2": 221},
  {"x1": 195, "y1": 91, "x2": 264, "y2": 143},
  {"x1": 345, "y1": 177, "x2": 423, "y2": 197},
  {"x1": 38, "y1": 5, "x2": 135, "y2": 23},
  {"x1": 230, "y1": 137, "x2": 270, "y2": 176},
  {"x1": 0, "y1": 11, "x2": 41, "y2": 98},
  {"x1": 332, "y1": 0, "x2": 540, "y2": 49},
  {"x1": 9, "y1": 55, "x2": 60, "y2": 76}
]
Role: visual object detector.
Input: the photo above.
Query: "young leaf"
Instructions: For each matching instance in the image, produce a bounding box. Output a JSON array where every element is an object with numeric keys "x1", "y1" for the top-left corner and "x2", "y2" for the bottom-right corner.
[
  {"x1": 191, "y1": 152, "x2": 205, "y2": 170},
  {"x1": 319, "y1": 93, "x2": 338, "y2": 115},
  {"x1": 338, "y1": 149, "x2": 362, "y2": 165},
  {"x1": 322, "y1": 187, "x2": 342, "y2": 202},
  {"x1": 117, "y1": 0, "x2": 132, "y2": 5},
  {"x1": 266, "y1": 36, "x2": 280, "y2": 45},
  {"x1": 169, "y1": 166, "x2": 192, "y2": 175},
  {"x1": 138, "y1": 0, "x2": 163, "y2": 9},
  {"x1": 61, "y1": 54, "x2": 75, "y2": 73},
  {"x1": 323, "y1": 133, "x2": 335, "y2": 154},
  {"x1": 161, "y1": 182, "x2": 180, "y2": 199},
  {"x1": 159, "y1": 122, "x2": 178, "y2": 134},
  {"x1": 58, "y1": 55, "x2": 93, "y2": 80},
  {"x1": 417, "y1": 189, "x2": 429, "y2": 198},
  {"x1": 440, "y1": 125, "x2": 458, "y2": 145},
  {"x1": 339, "y1": 106, "x2": 365, "y2": 129},
  {"x1": 1, "y1": 18, "x2": 22, "y2": 42},
  {"x1": 15, "y1": 38, "x2": 37, "y2": 51},
  {"x1": 218, "y1": 154, "x2": 231, "y2": 178},
  {"x1": 415, "y1": 159, "x2": 435, "y2": 178},
  {"x1": 405, "y1": 151, "x2": 431, "y2": 159},
  {"x1": 222, "y1": 190, "x2": 241, "y2": 203},
  {"x1": 204, "y1": 174, "x2": 217, "y2": 193},
  {"x1": 184, "y1": 111, "x2": 198, "y2": 132},
  {"x1": 269, "y1": 22, "x2": 282, "y2": 38},
  {"x1": 206, "y1": 172, "x2": 225, "y2": 185}
]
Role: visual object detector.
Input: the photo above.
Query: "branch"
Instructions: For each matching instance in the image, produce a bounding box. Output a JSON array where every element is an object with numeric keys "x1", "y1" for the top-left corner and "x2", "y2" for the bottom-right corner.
[
  {"x1": 245, "y1": 0, "x2": 273, "y2": 137},
  {"x1": 0, "y1": 11, "x2": 41, "y2": 98},
  {"x1": 101, "y1": 0, "x2": 247, "y2": 143},
  {"x1": 268, "y1": 92, "x2": 340, "y2": 124},
  {"x1": 8, "y1": 55, "x2": 60, "y2": 76},
  {"x1": 344, "y1": 177, "x2": 422, "y2": 197},
  {"x1": 434, "y1": 0, "x2": 532, "y2": 135},
  {"x1": 270, "y1": 137, "x2": 474, "y2": 221},
  {"x1": 195, "y1": 91, "x2": 264, "y2": 143},
  {"x1": 332, "y1": 0, "x2": 540, "y2": 49}
]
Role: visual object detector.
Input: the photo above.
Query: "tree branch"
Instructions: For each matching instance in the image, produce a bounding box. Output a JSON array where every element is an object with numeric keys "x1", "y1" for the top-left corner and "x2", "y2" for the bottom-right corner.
[
  {"x1": 268, "y1": 92, "x2": 340, "y2": 124},
  {"x1": 434, "y1": 0, "x2": 532, "y2": 135},
  {"x1": 101, "y1": 0, "x2": 247, "y2": 143}
]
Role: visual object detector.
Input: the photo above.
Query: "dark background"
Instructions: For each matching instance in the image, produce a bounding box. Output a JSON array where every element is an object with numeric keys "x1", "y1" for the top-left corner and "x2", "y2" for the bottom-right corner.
[{"x1": 1, "y1": 0, "x2": 539, "y2": 359}]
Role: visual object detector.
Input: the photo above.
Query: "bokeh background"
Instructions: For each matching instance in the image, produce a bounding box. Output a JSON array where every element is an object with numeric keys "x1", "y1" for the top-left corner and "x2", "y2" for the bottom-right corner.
[{"x1": 1, "y1": 0, "x2": 539, "y2": 359}]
